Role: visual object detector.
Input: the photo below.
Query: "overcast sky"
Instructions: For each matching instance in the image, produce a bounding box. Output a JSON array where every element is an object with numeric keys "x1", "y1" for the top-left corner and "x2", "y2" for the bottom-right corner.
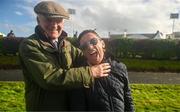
[{"x1": 1, "y1": 0, "x2": 180, "y2": 37}]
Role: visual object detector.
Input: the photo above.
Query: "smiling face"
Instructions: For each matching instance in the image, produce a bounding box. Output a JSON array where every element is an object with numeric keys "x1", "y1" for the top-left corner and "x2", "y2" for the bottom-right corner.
[
  {"x1": 37, "y1": 14, "x2": 64, "y2": 40},
  {"x1": 79, "y1": 32, "x2": 105, "y2": 65}
]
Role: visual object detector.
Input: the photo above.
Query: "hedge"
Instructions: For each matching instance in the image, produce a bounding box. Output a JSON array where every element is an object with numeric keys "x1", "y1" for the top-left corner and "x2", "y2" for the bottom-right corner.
[{"x1": 0, "y1": 37, "x2": 180, "y2": 60}]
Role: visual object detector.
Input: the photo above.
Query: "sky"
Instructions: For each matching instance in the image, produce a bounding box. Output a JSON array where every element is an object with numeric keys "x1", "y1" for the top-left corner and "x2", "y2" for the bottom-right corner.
[{"x1": 1, "y1": 0, "x2": 180, "y2": 37}]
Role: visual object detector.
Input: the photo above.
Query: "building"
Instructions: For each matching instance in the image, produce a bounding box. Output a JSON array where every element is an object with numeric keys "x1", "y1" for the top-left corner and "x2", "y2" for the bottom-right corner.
[{"x1": 110, "y1": 30, "x2": 166, "y2": 39}]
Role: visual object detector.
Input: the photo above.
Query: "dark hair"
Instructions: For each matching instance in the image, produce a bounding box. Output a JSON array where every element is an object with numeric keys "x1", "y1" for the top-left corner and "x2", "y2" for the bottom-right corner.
[
  {"x1": 78, "y1": 29, "x2": 118, "y2": 61},
  {"x1": 78, "y1": 29, "x2": 100, "y2": 46}
]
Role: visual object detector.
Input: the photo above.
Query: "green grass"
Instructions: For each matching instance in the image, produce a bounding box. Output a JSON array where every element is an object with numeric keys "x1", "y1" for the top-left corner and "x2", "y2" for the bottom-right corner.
[
  {"x1": 0, "y1": 81, "x2": 25, "y2": 111},
  {"x1": 1, "y1": 56, "x2": 180, "y2": 72},
  {"x1": 0, "y1": 82, "x2": 180, "y2": 111},
  {"x1": 131, "y1": 84, "x2": 180, "y2": 112},
  {"x1": 0, "y1": 56, "x2": 20, "y2": 69},
  {"x1": 121, "y1": 58, "x2": 180, "y2": 72},
  {"x1": 0, "y1": 56, "x2": 18, "y2": 65}
]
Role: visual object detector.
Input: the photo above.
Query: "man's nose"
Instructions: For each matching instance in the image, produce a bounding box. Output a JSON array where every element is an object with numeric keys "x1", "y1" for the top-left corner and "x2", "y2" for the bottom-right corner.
[
  {"x1": 49, "y1": 20, "x2": 58, "y2": 26},
  {"x1": 87, "y1": 43, "x2": 94, "y2": 49}
]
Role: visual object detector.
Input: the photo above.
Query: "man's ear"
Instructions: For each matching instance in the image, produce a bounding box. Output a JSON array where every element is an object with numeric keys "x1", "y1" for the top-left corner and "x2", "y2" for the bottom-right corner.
[
  {"x1": 101, "y1": 40, "x2": 105, "y2": 49},
  {"x1": 37, "y1": 17, "x2": 40, "y2": 24}
]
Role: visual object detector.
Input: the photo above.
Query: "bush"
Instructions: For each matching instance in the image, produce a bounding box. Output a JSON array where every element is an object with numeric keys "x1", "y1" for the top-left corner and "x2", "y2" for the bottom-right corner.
[
  {"x1": 1, "y1": 37, "x2": 180, "y2": 60},
  {"x1": 107, "y1": 38, "x2": 180, "y2": 60},
  {"x1": 1, "y1": 37, "x2": 24, "y2": 55}
]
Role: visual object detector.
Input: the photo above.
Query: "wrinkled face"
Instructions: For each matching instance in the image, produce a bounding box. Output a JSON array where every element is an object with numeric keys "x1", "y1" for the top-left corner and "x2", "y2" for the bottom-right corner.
[
  {"x1": 37, "y1": 15, "x2": 64, "y2": 40},
  {"x1": 79, "y1": 32, "x2": 105, "y2": 65}
]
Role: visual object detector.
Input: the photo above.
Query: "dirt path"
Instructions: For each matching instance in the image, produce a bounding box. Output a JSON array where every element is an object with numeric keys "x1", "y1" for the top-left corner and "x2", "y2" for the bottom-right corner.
[{"x1": 0, "y1": 69, "x2": 180, "y2": 84}]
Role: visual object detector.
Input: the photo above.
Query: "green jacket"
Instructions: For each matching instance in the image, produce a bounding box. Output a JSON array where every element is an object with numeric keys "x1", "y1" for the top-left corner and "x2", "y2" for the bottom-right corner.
[{"x1": 18, "y1": 26, "x2": 93, "y2": 111}]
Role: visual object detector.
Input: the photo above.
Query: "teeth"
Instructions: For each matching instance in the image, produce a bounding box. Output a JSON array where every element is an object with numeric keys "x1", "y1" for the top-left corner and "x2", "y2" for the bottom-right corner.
[
  {"x1": 90, "y1": 51, "x2": 96, "y2": 55},
  {"x1": 89, "y1": 49, "x2": 97, "y2": 55}
]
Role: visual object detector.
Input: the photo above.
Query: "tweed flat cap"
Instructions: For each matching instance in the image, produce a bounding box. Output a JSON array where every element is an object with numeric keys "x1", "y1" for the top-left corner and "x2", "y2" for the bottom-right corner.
[{"x1": 34, "y1": 1, "x2": 69, "y2": 19}]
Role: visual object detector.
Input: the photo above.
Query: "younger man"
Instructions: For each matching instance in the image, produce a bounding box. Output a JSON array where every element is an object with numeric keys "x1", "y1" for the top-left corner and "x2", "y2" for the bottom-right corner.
[{"x1": 77, "y1": 30, "x2": 134, "y2": 111}]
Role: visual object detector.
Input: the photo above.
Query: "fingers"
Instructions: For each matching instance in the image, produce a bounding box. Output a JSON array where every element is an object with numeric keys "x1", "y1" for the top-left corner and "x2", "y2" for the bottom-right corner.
[
  {"x1": 102, "y1": 63, "x2": 110, "y2": 67},
  {"x1": 103, "y1": 68, "x2": 111, "y2": 74},
  {"x1": 102, "y1": 63, "x2": 111, "y2": 70},
  {"x1": 90, "y1": 62, "x2": 111, "y2": 78},
  {"x1": 101, "y1": 73, "x2": 108, "y2": 77},
  {"x1": 101, "y1": 63, "x2": 111, "y2": 74}
]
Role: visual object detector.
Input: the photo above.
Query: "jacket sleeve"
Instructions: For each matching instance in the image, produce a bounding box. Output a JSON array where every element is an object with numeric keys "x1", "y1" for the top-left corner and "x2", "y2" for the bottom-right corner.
[
  {"x1": 121, "y1": 64, "x2": 135, "y2": 112},
  {"x1": 19, "y1": 39, "x2": 94, "y2": 90}
]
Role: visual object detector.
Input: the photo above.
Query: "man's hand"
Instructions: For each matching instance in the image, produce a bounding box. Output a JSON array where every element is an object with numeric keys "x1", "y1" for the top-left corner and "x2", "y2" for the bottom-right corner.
[{"x1": 90, "y1": 63, "x2": 111, "y2": 78}]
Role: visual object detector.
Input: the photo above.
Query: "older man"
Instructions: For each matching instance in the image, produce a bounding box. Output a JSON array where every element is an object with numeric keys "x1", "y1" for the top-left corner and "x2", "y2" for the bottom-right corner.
[
  {"x1": 18, "y1": 1, "x2": 110, "y2": 111},
  {"x1": 77, "y1": 30, "x2": 134, "y2": 112}
]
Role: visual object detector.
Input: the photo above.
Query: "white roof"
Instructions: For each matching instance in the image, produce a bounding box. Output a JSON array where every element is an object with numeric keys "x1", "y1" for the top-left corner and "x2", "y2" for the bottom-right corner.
[
  {"x1": 127, "y1": 34, "x2": 149, "y2": 39},
  {"x1": 153, "y1": 31, "x2": 166, "y2": 39}
]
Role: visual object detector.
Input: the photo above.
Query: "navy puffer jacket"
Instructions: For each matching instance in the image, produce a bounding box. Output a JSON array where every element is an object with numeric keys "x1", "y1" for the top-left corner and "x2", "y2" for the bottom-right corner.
[
  {"x1": 68, "y1": 58, "x2": 134, "y2": 112},
  {"x1": 86, "y1": 58, "x2": 134, "y2": 112}
]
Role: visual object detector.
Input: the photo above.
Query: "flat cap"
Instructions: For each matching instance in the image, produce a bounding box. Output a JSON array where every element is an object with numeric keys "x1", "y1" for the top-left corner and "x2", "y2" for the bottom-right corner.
[{"x1": 34, "y1": 1, "x2": 69, "y2": 19}]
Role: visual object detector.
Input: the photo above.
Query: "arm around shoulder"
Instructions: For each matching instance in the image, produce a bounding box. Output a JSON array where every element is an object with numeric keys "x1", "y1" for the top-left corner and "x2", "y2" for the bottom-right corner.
[{"x1": 19, "y1": 38, "x2": 94, "y2": 90}]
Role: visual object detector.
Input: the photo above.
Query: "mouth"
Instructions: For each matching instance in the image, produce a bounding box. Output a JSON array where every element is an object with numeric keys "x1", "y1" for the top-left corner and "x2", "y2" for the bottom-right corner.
[
  {"x1": 48, "y1": 30, "x2": 59, "y2": 36},
  {"x1": 49, "y1": 30, "x2": 57, "y2": 33}
]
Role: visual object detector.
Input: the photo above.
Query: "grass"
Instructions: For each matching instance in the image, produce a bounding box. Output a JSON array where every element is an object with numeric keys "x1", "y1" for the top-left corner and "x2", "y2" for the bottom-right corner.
[
  {"x1": 0, "y1": 55, "x2": 18, "y2": 65},
  {"x1": 0, "y1": 82, "x2": 179, "y2": 111},
  {"x1": 0, "y1": 81, "x2": 25, "y2": 111},
  {"x1": 121, "y1": 58, "x2": 180, "y2": 72},
  {"x1": 1, "y1": 56, "x2": 180, "y2": 72},
  {"x1": 0, "y1": 55, "x2": 20, "y2": 69},
  {"x1": 131, "y1": 84, "x2": 180, "y2": 112}
]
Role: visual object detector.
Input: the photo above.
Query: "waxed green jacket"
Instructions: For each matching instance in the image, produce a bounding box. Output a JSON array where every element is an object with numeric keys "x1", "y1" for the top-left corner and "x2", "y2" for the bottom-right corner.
[{"x1": 18, "y1": 26, "x2": 93, "y2": 111}]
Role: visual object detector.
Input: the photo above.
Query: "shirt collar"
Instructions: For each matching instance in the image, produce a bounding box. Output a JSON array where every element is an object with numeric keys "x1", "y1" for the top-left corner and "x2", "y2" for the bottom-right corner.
[{"x1": 51, "y1": 38, "x2": 58, "y2": 43}]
